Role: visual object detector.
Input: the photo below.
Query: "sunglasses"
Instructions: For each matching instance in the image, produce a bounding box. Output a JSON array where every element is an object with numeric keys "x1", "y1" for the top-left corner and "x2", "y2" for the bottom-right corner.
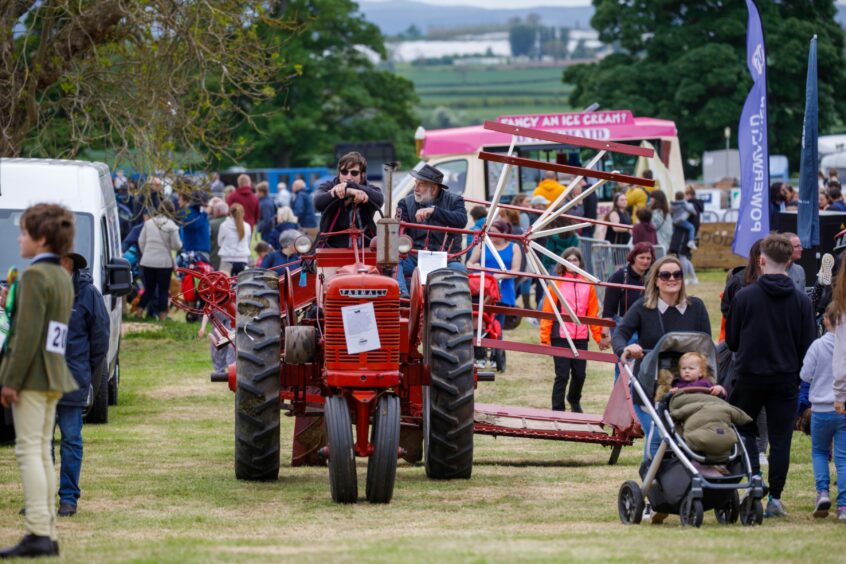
[
  {"x1": 657, "y1": 270, "x2": 684, "y2": 281},
  {"x1": 339, "y1": 169, "x2": 361, "y2": 177}
]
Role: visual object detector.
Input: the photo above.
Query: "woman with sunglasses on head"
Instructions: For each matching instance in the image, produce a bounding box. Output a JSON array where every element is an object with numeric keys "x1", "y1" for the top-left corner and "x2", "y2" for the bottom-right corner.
[
  {"x1": 314, "y1": 151, "x2": 384, "y2": 248},
  {"x1": 612, "y1": 255, "x2": 712, "y2": 460}
]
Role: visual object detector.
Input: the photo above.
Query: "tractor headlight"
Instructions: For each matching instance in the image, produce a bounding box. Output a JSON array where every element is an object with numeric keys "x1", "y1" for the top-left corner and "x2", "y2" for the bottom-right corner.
[
  {"x1": 295, "y1": 235, "x2": 313, "y2": 255},
  {"x1": 398, "y1": 235, "x2": 413, "y2": 254}
]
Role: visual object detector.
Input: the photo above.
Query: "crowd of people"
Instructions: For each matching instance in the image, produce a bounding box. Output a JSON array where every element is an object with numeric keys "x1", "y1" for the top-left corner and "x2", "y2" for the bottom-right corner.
[{"x1": 1, "y1": 158, "x2": 845, "y2": 557}]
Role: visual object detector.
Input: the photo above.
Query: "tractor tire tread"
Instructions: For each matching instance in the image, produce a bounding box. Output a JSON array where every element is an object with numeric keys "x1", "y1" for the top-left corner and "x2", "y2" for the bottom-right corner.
[
  {"x1": 234, "y1": 270, "x2": 282, "y2": 482},
  {"x1": 424, "y1": 270, "x2": 474, "y2": 481}
]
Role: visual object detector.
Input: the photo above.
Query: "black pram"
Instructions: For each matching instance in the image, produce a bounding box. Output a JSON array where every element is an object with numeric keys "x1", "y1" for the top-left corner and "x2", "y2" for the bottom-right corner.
[{"x1": 617, "y1": 332, "x2": 765, "y2": 527}]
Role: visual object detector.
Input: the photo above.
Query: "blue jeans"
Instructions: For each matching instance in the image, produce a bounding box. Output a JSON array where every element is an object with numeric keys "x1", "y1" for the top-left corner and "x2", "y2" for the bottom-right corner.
[
  {"x1": 55, "y1": 405, "x2": 83, "y2": 507},
  {"x1": 632, "y1": 399, "x2": 662, "y2": 461},
  {"x1": 396, "y1": 257, "x2": 465, "y2": 296},
  {"x1": 676, "y1": 219, "x2": 696, "y2": 242},
  {"x1": 811, "y1": 411, "x2": 846, "y2": 507}
]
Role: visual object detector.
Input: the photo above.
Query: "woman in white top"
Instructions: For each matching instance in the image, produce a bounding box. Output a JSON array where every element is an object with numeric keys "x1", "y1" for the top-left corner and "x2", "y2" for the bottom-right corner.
[
  {"x1": 138, "y1": 200, "x2": 182, "y2": 320},
  {"x1": 218, "y1": 202, "x2": 252, "y2": 276}
]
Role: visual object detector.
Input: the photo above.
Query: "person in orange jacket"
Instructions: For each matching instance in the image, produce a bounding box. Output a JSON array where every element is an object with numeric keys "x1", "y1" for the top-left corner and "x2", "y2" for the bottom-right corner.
[{"x1": 540, "y1": 246, "x2": 602, "y2": 412}]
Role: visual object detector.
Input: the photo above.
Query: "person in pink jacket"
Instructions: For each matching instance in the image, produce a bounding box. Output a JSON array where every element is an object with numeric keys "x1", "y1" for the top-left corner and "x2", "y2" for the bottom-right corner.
[{"x1": 540, "y1": 247, "x2": 602, "y2": 412}]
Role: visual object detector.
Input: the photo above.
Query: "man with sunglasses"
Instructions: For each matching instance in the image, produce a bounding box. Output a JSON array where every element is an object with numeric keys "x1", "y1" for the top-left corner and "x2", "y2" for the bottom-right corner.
[
  {"x1": 314, "y1": 152, "x2": 384, "y2": 248},
  {"x1": 726, "y1": 234, "x2": 816, "y2": 518}
]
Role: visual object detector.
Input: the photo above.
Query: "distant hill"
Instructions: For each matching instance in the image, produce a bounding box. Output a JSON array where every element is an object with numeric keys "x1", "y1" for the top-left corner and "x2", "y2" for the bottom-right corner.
[
  {"x1": 359, "y1": 1, "x2": 846, "y2": 36},
  {"x1": 358, "y1": 1, "x2": 596, "y2": 36}
]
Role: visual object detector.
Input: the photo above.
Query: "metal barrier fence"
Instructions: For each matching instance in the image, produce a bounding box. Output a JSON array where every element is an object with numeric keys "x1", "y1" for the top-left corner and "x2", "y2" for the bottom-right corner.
[{"x1": 578, "y1": 237, "x2": 609, "y2": 277}]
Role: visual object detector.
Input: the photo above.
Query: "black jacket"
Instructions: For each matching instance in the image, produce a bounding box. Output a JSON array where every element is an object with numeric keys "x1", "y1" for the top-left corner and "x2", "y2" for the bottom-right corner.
[
  {"x1": 726, "y1": 273, "x2": 816, "y2": 380},
  {"x1": 720, "y1": 265, "x2": 746, "y2": 317},
  {"x1": 314, "y1": 178, "x2": 384, "y2": 248},
  {"x1": 601, "y1": 265, "x2": 645, "y2": 318},
  {"x1": 60, "y1": 269, "x2": 111, "y2": 407},
  {"x1": 397, "y1": 188, "x2": 468, "y2": 260},
  {"x1": 612, "y1": 296, "x2": 712, "y2": 359}
]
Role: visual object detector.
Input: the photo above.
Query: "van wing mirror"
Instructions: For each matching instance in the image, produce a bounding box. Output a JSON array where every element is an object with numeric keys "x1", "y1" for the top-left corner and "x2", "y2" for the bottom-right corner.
[{"x1": 104, "y1": 257, "x2": 132, "y2": 297}]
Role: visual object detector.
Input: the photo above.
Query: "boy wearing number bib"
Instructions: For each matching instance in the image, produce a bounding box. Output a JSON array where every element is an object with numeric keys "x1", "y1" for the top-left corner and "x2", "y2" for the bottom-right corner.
[{"x1": 0, "y1": 203, "x2": 77, "y2": 559}]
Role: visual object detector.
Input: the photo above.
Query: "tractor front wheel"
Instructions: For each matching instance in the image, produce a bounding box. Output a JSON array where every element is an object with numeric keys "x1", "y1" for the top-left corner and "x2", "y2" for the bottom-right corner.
[
  {"x1": 234, "y1": 269, "x2": 281, "y2": 481},
  {"x1": 366, "y1": 394, "x2": 400, "y2": 503},
  {"x1": 325, "y1": 395, "x2": 358, "y2": 503},
  {"x1": 424, "y1": 269, "x2": 475, "y2": 480}
]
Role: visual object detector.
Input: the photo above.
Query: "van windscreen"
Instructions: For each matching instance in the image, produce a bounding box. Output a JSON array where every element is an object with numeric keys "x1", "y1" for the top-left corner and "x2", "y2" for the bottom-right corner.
[{"x1": 0, "y1": 210, "x2": 94, "y2": 281}]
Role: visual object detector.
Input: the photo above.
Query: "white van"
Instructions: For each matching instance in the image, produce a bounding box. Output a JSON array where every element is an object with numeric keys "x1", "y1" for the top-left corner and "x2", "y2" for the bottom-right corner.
[{"x1": 0, "y1": 158, "x2": 131, "y2": 428}]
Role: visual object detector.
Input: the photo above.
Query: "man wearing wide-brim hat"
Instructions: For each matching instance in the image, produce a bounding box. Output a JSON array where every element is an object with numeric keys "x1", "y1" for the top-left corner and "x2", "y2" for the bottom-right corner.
[{"x1": 396, "y1": 163, "x2": 468, "y2": 293}]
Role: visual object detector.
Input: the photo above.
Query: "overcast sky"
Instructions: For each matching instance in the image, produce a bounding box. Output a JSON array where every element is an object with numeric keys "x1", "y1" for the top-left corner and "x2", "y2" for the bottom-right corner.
[{"x1": 367, "y1": 0, "x2": 591, "y2": 7}]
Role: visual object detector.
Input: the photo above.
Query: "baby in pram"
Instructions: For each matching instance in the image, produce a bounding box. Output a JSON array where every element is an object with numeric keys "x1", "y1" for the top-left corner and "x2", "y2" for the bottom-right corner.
[
  {"x1": 655, "y1": 351, "x2": 750, "y2": 467},
  {"x1": 655, "y1": 352, "x2": 726, "y2": 399}
]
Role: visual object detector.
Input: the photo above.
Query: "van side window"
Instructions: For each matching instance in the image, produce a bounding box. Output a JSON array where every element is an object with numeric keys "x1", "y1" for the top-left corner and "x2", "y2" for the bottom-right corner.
[
  {"x1": 484, "y1": 159, "x2": 519, "y2": 201},
  {"x1": 434, "y1": 160, "x2": 468, "y2": 195}
]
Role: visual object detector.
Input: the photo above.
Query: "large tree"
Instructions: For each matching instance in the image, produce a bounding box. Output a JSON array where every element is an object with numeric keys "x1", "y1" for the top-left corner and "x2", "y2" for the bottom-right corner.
[
  {"x1": 1, "y1": 1, "x2": 286, "y2": 170},
  {"x1": 564, "y1": 0, "x2": 846, "y2": 173},
  {"x1": 242, "y1": 0, "x2": 419, "y2": 169}
]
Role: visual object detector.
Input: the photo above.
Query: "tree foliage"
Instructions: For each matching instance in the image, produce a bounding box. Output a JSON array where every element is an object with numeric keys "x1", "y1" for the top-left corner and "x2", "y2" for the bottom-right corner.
[
  {"x1": 1, "y1": 1, "x2": 289, "y2": 171},
  {"x1": 509, "y1": 23, "x2": 537, "y2": 57},
  {"x1": 564, "y1": 0, "x2": 846, "y2": 172},
  {"x1": 241, "y1": 0, "x2": 419, "y2": 169}
]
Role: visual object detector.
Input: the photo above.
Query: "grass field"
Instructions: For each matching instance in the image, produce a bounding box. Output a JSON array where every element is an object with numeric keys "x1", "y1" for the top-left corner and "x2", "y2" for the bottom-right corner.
[
  {"x1": 394, "y1": 64, "x2": 574, "y2": 126},
  {"x1": 0, "y1": 269, "x2": 844, "y2": 562}
]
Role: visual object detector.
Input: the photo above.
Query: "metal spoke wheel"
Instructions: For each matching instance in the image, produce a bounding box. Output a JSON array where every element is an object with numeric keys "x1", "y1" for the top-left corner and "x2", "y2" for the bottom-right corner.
[
  {"x1": 715, "y1": 491, "x2": 740, "y2": 525},
  {"x1": 325, "y1": 395, "x2": 358, "y2": 503},
  {"x1": 680, "y1": 494, "x2": 704, "y2": 528},
  {"x1": 617, "y1": 480, "x2": 645, "y2": 525},
  {"x1": 366, "y1": 394, "x2": 400, "y2": 504},
  {"x1": 739, "y1": 495, "x2": 764, "y2": 526}
]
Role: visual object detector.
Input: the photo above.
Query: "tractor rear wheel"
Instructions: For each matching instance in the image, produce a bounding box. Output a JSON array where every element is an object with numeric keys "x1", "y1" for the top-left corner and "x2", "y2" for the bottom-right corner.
[
  {"x1": 234, "y1": 269, "x2": 281, "y2": 481},
  {"x1": 325, "y1": 395, "x2": 358, "y2": 503},
  {"x1": 423, "y1": 269, "x2": 475, "y2": 480},
  {"x1": 366, "y1": 394, "x2": 400, "y2": 503}
]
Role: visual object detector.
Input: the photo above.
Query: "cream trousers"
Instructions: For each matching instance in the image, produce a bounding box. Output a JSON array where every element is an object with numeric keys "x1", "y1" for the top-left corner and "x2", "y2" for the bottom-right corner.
[{"x1": 12, "y1": 390, "x2": 61, "y2": 539}]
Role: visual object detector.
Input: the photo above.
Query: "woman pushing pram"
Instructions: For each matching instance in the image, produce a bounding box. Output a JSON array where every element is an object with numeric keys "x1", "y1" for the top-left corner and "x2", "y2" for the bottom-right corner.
[{"x1": 617, "y1": 332, "x2": 765, "y2": 527}]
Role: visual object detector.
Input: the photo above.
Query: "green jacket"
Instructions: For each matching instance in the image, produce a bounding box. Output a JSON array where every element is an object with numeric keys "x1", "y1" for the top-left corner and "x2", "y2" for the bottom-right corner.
[
  {"x1": 0, "y1": 260, "x2": 78, "y2": 393},
  {"x1": 670, "y1": 393, "x2": 752, "y2": 461}
]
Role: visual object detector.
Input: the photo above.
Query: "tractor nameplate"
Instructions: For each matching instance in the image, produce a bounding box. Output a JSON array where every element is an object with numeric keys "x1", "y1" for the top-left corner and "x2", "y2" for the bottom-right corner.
[{"x1": 340, "y1": 289, "x2": 387, "y2": 298}]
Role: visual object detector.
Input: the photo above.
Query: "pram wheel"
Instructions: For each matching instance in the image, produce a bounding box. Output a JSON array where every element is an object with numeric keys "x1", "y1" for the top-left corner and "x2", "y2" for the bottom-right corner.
[
  {"x1": 617, "y1": 480, "x2": 645, "y2": 525},
  {"x1": 714, "y1": 491, "x2": 740, "y2": 525},
  {"x1": 680, "y1": 495, "x2": 704, "y2": 528},
  {"x1": 493, "y1": 348, "x2": 506, "y2": 372},
  {"x1": 739, "y1": 495, "x2": 764, "y2": 526}
]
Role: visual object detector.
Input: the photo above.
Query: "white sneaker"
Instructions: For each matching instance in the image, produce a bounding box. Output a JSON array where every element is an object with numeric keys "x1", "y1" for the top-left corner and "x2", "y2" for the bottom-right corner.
[
  {"x1": 642, "y1": 503, "x2": 652, "y2": 522},
  {"x1": 687, "y1": 240, "x2": 698, "y2": 250},
  {"x1": 527, "y1": 317, "x2": 539, "y2": 328},
  {"x1": 819, "y1": 253, "x2": 835, "y2": 286}
]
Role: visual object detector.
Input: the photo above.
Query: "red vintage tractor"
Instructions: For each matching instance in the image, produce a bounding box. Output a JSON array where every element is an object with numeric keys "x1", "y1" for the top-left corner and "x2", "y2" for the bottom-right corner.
[
  {"x1": 175, "y1": 121, "x2": 653, "y2": 503},
  {"x1": 177, "y1": 166, "x2": 477, "y2": 504}
]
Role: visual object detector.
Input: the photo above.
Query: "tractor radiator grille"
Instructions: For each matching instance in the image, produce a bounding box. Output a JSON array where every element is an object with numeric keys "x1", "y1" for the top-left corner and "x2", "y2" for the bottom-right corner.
[{"x1": 324, "y1": 298, "x2": 400, "y2": 368}]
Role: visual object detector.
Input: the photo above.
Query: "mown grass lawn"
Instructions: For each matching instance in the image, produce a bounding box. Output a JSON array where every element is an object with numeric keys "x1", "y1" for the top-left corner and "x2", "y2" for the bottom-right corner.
[{"x1": 0, "y1": 269, "x2": 844, "y2": 562}]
